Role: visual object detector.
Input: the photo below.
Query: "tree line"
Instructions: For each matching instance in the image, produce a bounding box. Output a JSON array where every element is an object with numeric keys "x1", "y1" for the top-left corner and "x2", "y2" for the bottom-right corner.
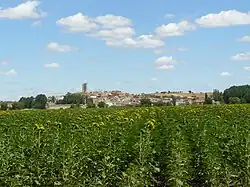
[
  {"x1": 0, "y1": 94, "x2": 48, "y2": 110},
  {"x1": 204, "y1": 85, "x2": 250, "y2": 105},
  {"x1": 1, "y1": 84, "x2": 250, "y2": 110},
  {"x1": 0, "y1": 92, "x2": 108, "y2": 110}
]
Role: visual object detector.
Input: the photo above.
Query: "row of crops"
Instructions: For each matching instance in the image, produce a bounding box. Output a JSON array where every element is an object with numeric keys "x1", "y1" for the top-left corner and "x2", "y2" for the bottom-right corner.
[{"x1": 0, "y1": 105, "x2": 250, "y2": 186}]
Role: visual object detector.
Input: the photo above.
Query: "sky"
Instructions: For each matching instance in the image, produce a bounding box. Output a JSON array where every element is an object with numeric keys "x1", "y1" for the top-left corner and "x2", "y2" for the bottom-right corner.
[{"x1": 0, "y1": 0, "x2": 250, "y2": 100}]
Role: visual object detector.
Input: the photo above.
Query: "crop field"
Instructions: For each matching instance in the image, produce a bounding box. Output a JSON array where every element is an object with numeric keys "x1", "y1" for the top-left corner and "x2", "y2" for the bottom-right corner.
[{"x1": 0, "y1": 105, "x2": 250, "y2": 186}]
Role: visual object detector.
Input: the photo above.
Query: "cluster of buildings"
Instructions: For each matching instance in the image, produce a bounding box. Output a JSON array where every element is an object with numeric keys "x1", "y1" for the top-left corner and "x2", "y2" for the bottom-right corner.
[{"x1": 48, "y1": 83, "x2": 211, "y2": 109}]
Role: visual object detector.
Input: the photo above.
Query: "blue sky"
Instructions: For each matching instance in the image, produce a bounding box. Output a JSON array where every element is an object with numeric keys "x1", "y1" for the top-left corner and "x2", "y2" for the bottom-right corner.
[{"x1": 0, "y1": 0, "x2": 250, "y2": 100}]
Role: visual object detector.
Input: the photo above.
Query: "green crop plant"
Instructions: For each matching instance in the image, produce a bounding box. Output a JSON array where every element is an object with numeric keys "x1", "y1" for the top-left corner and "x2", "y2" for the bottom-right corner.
[{"x1": 0, "y1": 105, "x2": 250, "y2": 186}]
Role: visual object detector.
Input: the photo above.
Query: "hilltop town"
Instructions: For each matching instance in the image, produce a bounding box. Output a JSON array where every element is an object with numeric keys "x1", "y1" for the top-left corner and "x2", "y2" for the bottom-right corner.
[{"x1": 47, "y1": 83, "x2": 214, "y2": 109}]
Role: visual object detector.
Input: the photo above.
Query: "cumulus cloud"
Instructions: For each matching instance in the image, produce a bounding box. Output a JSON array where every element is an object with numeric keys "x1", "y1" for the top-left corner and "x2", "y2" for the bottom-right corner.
[
  {"x1": 155, "y1": 56, "x2": 178, "y2": 70},
  {"x1": 231, "y1": 52, "x2": 250, "y2": 61},
  {"x1": 105, "y1": 35, "x2": 165, "y2": 48},
  {"x1": 196, "y1": 10, "x2": 250, "y2": 28},
  {"x1": 135, "y1": 35, "x2": 165, "y2": 48},
  {"x1": 238, "y1": 36, "x2": 250, "y2": 42},
  {"x1": 95, "y1": 14, "x2": 132, "y2": 28},
  {"x1": 56, "y1": 13, "x2": 132, "y2": 33},
  {"x1": 47, "y1": 42, "x2": 77, "y2": 52},
  {"x1": 155, "y1": 21, "x2": 196, "y2": 37},
  {"x1": 94, "y1": 27, "x2": 135, "y2": 39},
  {"x1": 57, "y1": 12, "x2": 165, "y2": 49},
  {"x1": 0, "y1": 69, "x2": 17, "y2": 76},
  {"x1": 44, "y1": 63, "x2": 60, "y2": 68},
  {"x1": 0, "y1": 1, "x2": 46, "y2": 20},
  {"x1": 56, "y1": 13, "x2": 99, "y2": 33},
  {"x1": 220, "y1": 72, "x2": 232, "y2": 76}
]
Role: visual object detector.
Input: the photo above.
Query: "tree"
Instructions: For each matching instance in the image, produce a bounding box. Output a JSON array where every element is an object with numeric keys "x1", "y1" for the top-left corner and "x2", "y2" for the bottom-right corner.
[
  {"x1": 223, "y1": 85, "x2": 250, "y2": 104},
  {"x1": 154, "y1": 101, "x2": 165, "y2": 106},
  {"x1": 0, "y1": 102, "x2": 8, "y2": 110},
  {"x1": 11, "y1": 102, "x2": 24, "y2": 110},
  {"x1": 229, "y1": 97, "x2": 241, "y2": 104},
  {"x1": 86, "y1": 98, "x2": 96, "y2": 108},
  {"x1": 98, "y1": 101, "x2": 106, "y2": 108},
  {"x1": 59, "y1": 93, "x2": 85, "y2": 104},
  {"x1": 140, "y1": 98, "x2": 152, "y2": 107},
  {"x1": 51, "y1": 96, "x2": 56, "y2": 103},
  {"x1": 204, "y1": 93, "x2": 212, "y2": 104},
  {"x1": 19, "y1": 96, "x2": 34, "y2": 108},
  {"x1": 34, "y1": 94, "x2": 48, "y2": 109},
  {"x1": 213, "y1": 89, "x2": 223, "y2": 102},
  {"x1": 241, "y1": 98, "x2": 247, "y2": 104},
  {"x1": 171, "y1": 96, "x2": 177, "y2": 106}
]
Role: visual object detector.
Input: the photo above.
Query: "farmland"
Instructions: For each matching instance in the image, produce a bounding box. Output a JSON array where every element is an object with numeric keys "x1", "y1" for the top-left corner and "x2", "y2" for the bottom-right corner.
[{"x1": 0, "y1": 105, "x2": 250, "y2": 186}]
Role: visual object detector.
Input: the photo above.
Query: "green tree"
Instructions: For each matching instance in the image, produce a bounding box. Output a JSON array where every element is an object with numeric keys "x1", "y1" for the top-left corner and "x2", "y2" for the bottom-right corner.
[
  {"x1": 213, "y1": 89, "x2": 223, "y2": 102},
  {"x1": 223, "y1": 85, "x2": 250, "y2": 104},
  {"x1": 140, "y1": 98, "x2": 152, "y2": 106},
  {"x1": 204, "y1": 93, "x2": 213, "y2": 104},
  {"x1": 154, "y1": 101, "x2": 165, "y2": 106},
  {"x1": 86, "y1": 98, "x2": 96, "y2": 108},
  {"x1": 34, "y1": 94, "x2": 48, "y2": 109},
  {"x1": 241, "y1": 98, "x2": 247, "y2": 104},
  {"x1": 229, "y1": 97, "x2": 241, "y2": 104},
  {"x1": 98, "y1": 101, "x2": 106, "y2": 108},
  {"x1": 11, "y1": 102, "x2": 24, "y2": 110},
  {"x1": 171, "y1": 96, "x2": 177, "y2": 106},
  {"x1": 51, "y1": 96, "x2": 56, "y2": 103},
  {"x1": 19, "y1": 96, "x2": 34, "y2": 108},
  {"x1": 0, "y1": 102, "x2": 8, "y2": 110},
  {"x1": 60, "y1": 93, "x2": 85, "y2": 104}
]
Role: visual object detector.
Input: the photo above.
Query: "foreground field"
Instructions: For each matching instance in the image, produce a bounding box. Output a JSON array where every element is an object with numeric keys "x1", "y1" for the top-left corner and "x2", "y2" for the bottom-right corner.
[{"x1": 0, "y1": 105, "x2": 250, "y2": 186}]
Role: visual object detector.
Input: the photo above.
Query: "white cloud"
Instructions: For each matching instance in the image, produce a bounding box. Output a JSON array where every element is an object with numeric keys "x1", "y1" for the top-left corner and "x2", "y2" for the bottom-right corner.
[
  {"x1": 231, "y1": 52, "x2": 250, "y2": 61},
  {"x1": 156, "y1": 64, "x2": 175, "y2": 70},
  {"x1": 238, "y1": 36, "x2": 250, "y2": 42},
  {"x1": 155, "y1": 56, "x2": 177, "y2": 65},
  {"x1": 155, "y1": 56, "x2": 178, "y2": 70},
  {"x1": 0, "y1": 69, "x2": 17, "y2": 76},
  {"x1": 57, "y1": 13, "x2": 132, "y2": 33},
  {"x1": 155, "y1": 21, "x2": 196, "y2": 37},
  {"x1": 164, "y1": 13, "x2": 175, "y2": 19},
  {"x1": 104, "y1": 38, "x2": 136, "y2": 47},
  {"x1": 95, "y1": 27, "x2": 135, "y2": 39},
  {"x1": 95, "y1": 14, "x2": 132, "y2": 28},
  {"x1": 220, "y1": 72, "x2": 232, "y2": 76},
  {"x1": 47, "y1": 42, "x2": 77, "y2": 52},
  {"x1": 244, "y1": 67, "x2": 250, "y2": 71},
  {"x1": 196, "y1": 10, "x2": 250, "y2": 28},
  {"x1": 105, "y1": 35, "x2": 165, "y2": 48},
  {"x1": 57, "y1": 13, "x2": 164, "y2": 49},
  {"x1": 150, "y1": 77, "x2": 158, "y2": 81},
  {"x1": 0, "y1": 1, "x2": 46, "y2": 20},
  {"x1": 135, "y1": 35, "x2": 165, "y2": 48},
  {"x1": 56, "y1": 13, "x2": 99, "y2": 33},
  {"x1": 44, "y1": 63, "x2": 60, "y2": 68}
]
